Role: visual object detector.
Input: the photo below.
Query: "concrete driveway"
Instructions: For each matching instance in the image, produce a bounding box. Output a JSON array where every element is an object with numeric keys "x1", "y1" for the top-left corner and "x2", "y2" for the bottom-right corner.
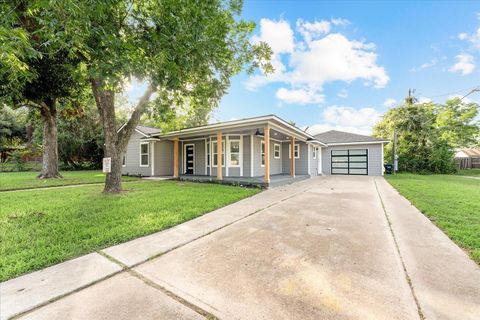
[{"x1": 6, "y1": 176, "x2": 479, "y2": 320}]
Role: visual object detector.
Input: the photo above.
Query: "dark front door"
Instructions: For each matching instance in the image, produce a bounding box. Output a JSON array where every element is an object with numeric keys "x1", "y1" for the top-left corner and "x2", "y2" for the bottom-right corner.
[{"x1": 185, "y1": 145, "x2": 194, "y2": 174}]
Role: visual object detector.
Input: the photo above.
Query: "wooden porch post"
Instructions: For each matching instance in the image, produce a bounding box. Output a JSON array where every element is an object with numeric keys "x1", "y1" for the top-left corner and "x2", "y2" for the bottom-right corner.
[
  {"x1": 217, "y1": 131, "x2": 223, "y2": 180},
  {"x1": 290, "y1": 137, "x2": 295, "y2": 177},
  {"x1": 264, "y1": 126, "x2": 270, "y2": 183},
  {"x1": 173, "y1": 138, "x2": 179, "y2": 178}
]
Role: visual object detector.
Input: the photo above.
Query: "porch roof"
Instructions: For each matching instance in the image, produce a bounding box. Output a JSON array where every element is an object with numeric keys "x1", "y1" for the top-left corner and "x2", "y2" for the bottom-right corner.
[{"x1": 148, "y1": 115, "x2": 326, "y2": 145}]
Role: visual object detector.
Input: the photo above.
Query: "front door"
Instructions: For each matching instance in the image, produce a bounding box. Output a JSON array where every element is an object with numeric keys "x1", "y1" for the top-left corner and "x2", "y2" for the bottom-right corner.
[{"x1": 185, "y1": 145, "x2": 194, "y2": 174}]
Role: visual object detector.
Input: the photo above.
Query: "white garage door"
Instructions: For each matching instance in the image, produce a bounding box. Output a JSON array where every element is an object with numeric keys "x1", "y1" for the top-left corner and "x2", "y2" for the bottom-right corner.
[{"x1": 331, "y1": 149, "x2": 368, "y2": 175}]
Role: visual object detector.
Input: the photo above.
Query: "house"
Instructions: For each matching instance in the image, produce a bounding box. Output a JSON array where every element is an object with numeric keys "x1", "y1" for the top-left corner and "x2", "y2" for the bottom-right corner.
[
  {"x1": 455, "y1": 149, "x2": 480, "y2": 169},
  {"x1": 121, "y1": 115, "x2": 389, "y2": 187}
]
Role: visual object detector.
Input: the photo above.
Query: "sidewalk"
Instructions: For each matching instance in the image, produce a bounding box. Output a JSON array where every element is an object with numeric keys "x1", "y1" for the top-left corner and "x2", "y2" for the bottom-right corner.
[{"x1": 1, "y1": 178, "x2": 317, "y2": 320}]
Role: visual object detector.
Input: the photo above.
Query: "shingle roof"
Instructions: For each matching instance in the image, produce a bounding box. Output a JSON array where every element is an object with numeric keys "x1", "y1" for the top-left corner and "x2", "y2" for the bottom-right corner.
[
  {"x1": 460, "y1": 149, "x2": 480, "y2": 157},
  {"x1": 136, "y1": 125, "x2": 161, "y2": 135},
  {"x1": 314, "y1": 130, "x2": 388, "y2": 144}
]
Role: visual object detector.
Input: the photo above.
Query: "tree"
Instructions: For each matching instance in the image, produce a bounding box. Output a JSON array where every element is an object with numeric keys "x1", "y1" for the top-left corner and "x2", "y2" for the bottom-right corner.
[
  {"x1": 61, "y1": 0, "x2": 271, "y2": 192},
  {"x1": 0, "y1": 2, "x2": 82, "y2": 178},
  {"x1": 373, "y1": 97, "x2": 479, "y2": 173}
]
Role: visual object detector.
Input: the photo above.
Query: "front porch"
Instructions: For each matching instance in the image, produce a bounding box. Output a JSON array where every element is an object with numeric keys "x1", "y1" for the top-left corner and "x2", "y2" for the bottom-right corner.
[{"x1": 178, "y1": 173, "x2": 311, "y2": 188}]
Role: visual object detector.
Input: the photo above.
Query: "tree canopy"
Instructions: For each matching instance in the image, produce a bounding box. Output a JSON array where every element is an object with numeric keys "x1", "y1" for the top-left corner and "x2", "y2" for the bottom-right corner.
[{"x1": 373, "y1": 98, "x2": 479, "y2": 173}]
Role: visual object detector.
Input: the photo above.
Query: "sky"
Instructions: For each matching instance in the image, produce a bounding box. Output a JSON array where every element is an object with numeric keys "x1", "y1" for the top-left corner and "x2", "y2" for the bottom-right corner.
[{"x1": 127, "y1": 1, "x2": 480, "y2": 135}]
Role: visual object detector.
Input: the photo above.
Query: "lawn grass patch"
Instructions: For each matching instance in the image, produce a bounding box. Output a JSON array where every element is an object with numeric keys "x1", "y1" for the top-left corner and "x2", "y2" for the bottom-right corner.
[
  {"x1": 386, "y1": 173, "x2": 480, "y2": 264},
  {"x1": 0, "y1": 180, "x2": 259, "y2": 281},
  {"x1": 0, "y1": 170, "x2": 140, "y2": 191},
  {"x1": 456, "y1": 168, "x2": 480, "y2": 176}
]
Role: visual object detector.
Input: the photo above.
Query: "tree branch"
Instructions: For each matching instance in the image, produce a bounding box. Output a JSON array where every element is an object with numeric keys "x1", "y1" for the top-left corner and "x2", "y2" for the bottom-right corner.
[{"x1": 117, "y1": 82, "x2": 157, "y2": 150}]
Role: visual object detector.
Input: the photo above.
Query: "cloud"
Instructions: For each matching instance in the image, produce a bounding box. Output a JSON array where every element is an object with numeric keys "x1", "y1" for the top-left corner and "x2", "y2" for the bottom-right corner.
[
  {"x1": 306, "y1": 105, "x2": 381, "y2": 136},
  {"x1": 383, "y1": 98, "x2": 397, "y2": 108},
  {"x1": 449, "y1": 54, "x2": 475, "y2": 75},
  {"x1": 417, "y1": 97, "x2": 433, "y2": 104},
  {"x1": 457, "y1": 27, "x2": 480, "y2": 50},
  {"x1": 275, "y1": 88, "x2": 325, "y2": 104},
  {"x1": 337, "y1": 89, "x2": 348, "y2": 98},
  {"x1": 246, "y1": 18, "x2": 389, "y2": 104}
]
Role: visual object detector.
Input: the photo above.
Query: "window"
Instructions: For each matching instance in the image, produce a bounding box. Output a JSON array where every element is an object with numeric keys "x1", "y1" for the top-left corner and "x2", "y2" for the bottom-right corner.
[
  {"x1": 207, "y1": 142, "x2": 210, "y2": 166},
  {"x1": 261, "y1": 141, "x2": 265, "y2": 166},
  {"x1": 229, "y1": 140, "x2": 240, "y2": 166},
  {"x1": 313, "y1": 147, "x2": 317, "y2": 160},
  {"x1": 288, "y1": 144, "x2": 300, "y2": 159},
  {"x1": 140, "y1": 142, "x2": 149, "y2": 166},
  {"x1": 122, "y1": 155, "x2": 126, "y2": 167},
  {"x1": 274, "y1": 144, "x2": 281, "y2": 159},
  {"x1": 212, "y1": 141, "x2": 225, "y2": 167}
]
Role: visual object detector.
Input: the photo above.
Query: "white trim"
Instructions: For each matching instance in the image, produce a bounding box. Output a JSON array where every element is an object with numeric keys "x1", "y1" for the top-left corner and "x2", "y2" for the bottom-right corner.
[
  {"x1": 250, "y1": 135, "x2": 254, "y2": 177},
  {"x1": 318, "y1": 147, "x2": 322, "y2": 174},
  {"x1": 183, "y1": 143, "x2": 195, "y2": 174},
  {"x1": 381, "y1": 143, "x2": 384, "y2": 176},
  {"x1": 260, "y1": 140, "x2": 265, "y2": 167},
  {"x1": 205, "y1": 138, "x2": 208, "y2": 175},
  {"x1": 227, "y1": 138, "x2": 241, "y2": 168},
  {"x1": 288, "y1": 144, "x2": 300, "y2": 159},
  {"x1": 151, "y1": 142, "x2": 155, "y2": 176},
  {"x1": 225, "y1": 135, "x2": 229, "y2": 177},
  {"x1": 313, "y1": 146, "x2": 317, "y2": 160},
  {"x1": 240, "y1": 135, "x2": 244, "y2": 176},
  {"x1": 139, "y1": 142, "x2": 150, "y2": 167},
  {"x1": 307, "y1": 144, "x2": 311, "y2": 175},
  {"x1": 273, "y1": 143, "x2": 281, "y2": 159},
  {"x1": 327, "y1": 141, "x2": 389, "y2": 146},
  {"x1": 211, "y1": 140, "x2": 225, "y2": 168}
]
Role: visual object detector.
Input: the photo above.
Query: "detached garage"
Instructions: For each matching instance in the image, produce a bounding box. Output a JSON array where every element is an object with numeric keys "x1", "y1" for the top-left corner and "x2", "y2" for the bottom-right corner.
[{"x1": 315, "y1": 130, "x2": 389, "y2": 176}]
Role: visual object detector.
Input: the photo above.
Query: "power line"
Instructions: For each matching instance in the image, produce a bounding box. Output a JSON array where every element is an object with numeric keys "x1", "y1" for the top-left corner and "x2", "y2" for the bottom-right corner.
[{"x1": 423, "y1": 85, "x2": 479, "y2": 100}]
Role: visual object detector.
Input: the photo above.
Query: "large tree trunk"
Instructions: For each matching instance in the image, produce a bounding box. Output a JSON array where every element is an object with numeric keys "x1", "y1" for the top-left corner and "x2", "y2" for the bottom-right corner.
[
  {"x1": 38, "y1": 100, "x2": 62, "y2": 179},
  {"x1": 91, "y1": 79, "x2": 156, "y2": 193}
]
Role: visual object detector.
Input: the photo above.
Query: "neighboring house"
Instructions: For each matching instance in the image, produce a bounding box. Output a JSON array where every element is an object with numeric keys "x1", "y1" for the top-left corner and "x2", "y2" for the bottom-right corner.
[
  {"x1": 455, "y1": 149, "x2": 480, "y2": 169},
  {"x1": 121, "y1": 115, "x2": 389, "y2": 187}
]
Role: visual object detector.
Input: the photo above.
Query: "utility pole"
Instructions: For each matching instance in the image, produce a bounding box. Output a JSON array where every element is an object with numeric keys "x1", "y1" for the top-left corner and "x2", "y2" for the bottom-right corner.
[{"x1": 392, "y1": 129, "x2": 397, "y2": 174}]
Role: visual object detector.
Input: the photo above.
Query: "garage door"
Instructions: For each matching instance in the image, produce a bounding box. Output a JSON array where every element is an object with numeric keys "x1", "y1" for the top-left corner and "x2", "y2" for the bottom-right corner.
[{"x1": 331, "y1": 149, "x2": 368, "y2": 175}]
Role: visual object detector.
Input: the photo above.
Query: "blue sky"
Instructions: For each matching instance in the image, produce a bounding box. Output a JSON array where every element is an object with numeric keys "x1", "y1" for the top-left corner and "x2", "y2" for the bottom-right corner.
[{"x1": 128, "y1": 1, "x2": 480, "y2": 134}]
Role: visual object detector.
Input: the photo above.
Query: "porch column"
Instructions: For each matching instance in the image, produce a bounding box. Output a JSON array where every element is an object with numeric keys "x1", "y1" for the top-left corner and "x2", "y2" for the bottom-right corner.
[
  {"x1": 290, "y1": 137, "x2": 295, "y2": 177},
  {"x1": 264, "y1": 126, "x2": 270, "y2": 183},
  {"x1": 173, "y1": 138, "x2": 179, "y2": 178},
  {"x1": 217, "y1": 131, "x2": 223, "y2": 180}
]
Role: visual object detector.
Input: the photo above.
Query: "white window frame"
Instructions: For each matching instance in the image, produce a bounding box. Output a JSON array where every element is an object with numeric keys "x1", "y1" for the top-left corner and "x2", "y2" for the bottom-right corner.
[
  {"x1": 139, "y1": 142, "x2": 150, "y2": 167},
  {"x1": 122, "y1": 154, "x2": 126, "y2": 167},
  {"x1": 212, "y1": 140, "x2": 225, "y2": 167},
  {"x1": 261, "y1": 141, "x2": 265, "y2": 167},
  {"x1": 288, "y1": 144, "x2": 300, "y2": 159},
  {"x1": 206, "y1": 141, "x2": 211, "y2": 166},
  {"x1": 313, "y1": 147, "x2": 317, "y2": 160},
  {"x1": 228, "y1": 139, "x2": 241, "y2": 167},
  {"x1": 273, "y1": 143, "x2": 281, "y2": 159}
]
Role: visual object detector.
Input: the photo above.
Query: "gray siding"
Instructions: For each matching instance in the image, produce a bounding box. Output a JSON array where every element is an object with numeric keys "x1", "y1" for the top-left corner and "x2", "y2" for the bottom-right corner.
[
  {"x1": 322, "y1": 143, "x2": 384, "y2": 176},
  {"x1": 154, "y1": 141, "x2": 173, "y2": 176},
  {"x1": 122, "y1": 132, "x2": 151, "y2": 176},
  {"x1": 281, "y1": 141, "x2": 309, "y2": 175},
  {"x1": 243, "y1": 135, "x2": 252, "y2": 177},
  {"x1": 251, "y1": 136, "x2": 282, "y2": 177}
]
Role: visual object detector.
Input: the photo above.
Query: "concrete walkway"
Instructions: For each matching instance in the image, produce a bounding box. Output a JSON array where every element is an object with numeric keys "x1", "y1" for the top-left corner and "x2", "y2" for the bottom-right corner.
[{"x1": 1, "y1": 176, "x2": 479, "y2": 319}]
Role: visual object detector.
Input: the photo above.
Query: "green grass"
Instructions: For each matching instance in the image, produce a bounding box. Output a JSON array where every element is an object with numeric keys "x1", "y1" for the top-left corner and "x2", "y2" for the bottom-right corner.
[
  {"x1": 0, "y1": 180, "x2": 259, "y2": 281},
  {"x1": 456, "y1": 168, "x2": 480, "y2": 176},
  {"x1": 0, "y1": 170, "x2": 140, "y2": 191},
  {"x1": 386, "y1": 174, "x2": 480, "y2": 264}
]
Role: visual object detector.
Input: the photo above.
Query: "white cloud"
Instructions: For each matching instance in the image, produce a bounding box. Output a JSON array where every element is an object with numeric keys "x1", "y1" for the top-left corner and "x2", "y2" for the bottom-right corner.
[
  {"x1": 306, "y1": 105, "x2": 380, "y2": 136},
  {"x1": 417, "y1": 97, "x2": 433, "y2": 104},
  {"x1": 383, "y1": 98, "x2": 397, "y2": 108},
  {"x1": 337, "y1": 89, "x2": 348, "y2": 99},
  {"x1": 331, "y1": 18, "x2": 351, "y2": 27},
  {"x1": 458, "y1": 27, "x2": 480, "y2": 49},
  {"x1": 246, "y1": 18, "x2": 389, "y2": 103},
  {"x1": 275, "y1": 88, "x2": 325, "y2": 104},
  {"x1": 449, "y1": 54, "x2": 475, "y2": 75}
]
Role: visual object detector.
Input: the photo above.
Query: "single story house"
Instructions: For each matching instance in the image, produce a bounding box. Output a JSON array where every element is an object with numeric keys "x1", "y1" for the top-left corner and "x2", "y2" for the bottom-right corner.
[
  {"x1": 121, "y1": 115, "x2": 389, "y2": 187},
  {"x1": 455, "y1": 149, "x2": 480, "y2": 169}
]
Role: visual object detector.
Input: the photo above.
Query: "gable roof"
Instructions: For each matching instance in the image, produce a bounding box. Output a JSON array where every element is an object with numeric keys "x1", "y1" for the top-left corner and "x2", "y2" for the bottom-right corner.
[
  {"x1": 314, "y1": 130, "x2": 389, "y2": 145},
  {"x1": 456, "y1": 149, "x2": 480, "y2": 157},
  {"x1": 136, "y1": 125, "x2": 161, "y2": 135}
]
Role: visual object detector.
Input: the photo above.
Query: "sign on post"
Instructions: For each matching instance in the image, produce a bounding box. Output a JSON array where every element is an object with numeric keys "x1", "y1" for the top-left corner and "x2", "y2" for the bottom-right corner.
[{"x1": 102, "y1": 157, "x2": 111, "y2": 173}]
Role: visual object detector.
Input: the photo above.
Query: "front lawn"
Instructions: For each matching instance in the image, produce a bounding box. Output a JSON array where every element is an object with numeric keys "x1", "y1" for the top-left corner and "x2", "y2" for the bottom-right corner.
[
  {"x1": 456, "y1": 168, "x2": 480, "y2": 176},
  {"x1": 0, "y1": 180, "x2": 259, "y2": 281},
  {"x1": 0, "y1": 170, "x2": 140, "y2": 191},
  {"x1": 386, "y1": 174, "x2": 480, "y2": 264}
]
